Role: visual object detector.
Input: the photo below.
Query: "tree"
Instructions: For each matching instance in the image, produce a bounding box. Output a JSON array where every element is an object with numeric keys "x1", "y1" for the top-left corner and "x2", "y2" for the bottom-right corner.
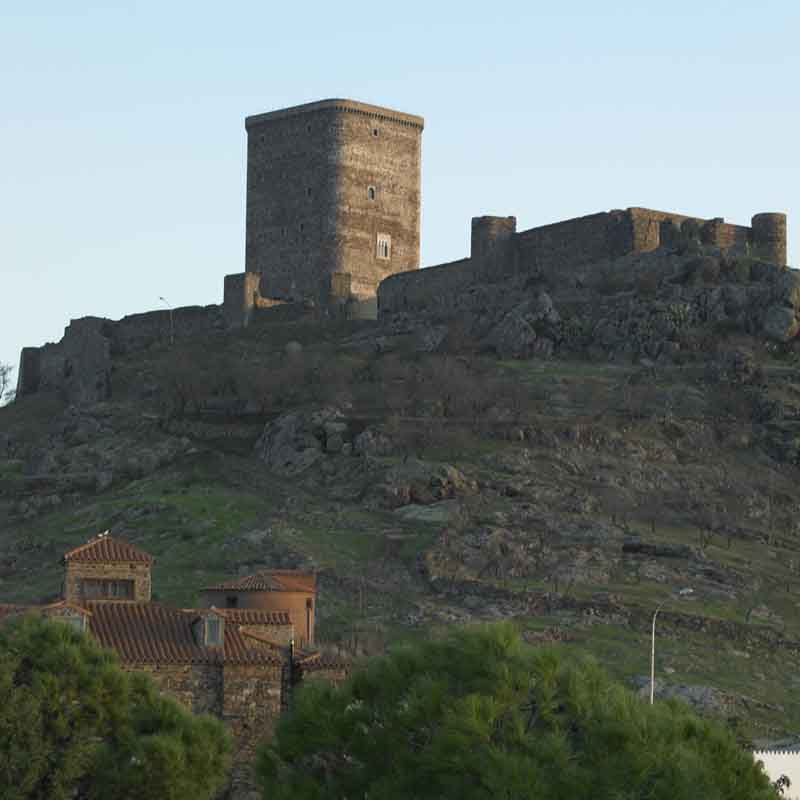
[
  {"x1": 258, "y1": 623, "x2": 778, "y2": 800},
  {"x1": 0, "y1": 616, "x2": 231, "y2": 800},
  {"x1": 0, "y1": 362, "x2": 14, "y2": 405}
]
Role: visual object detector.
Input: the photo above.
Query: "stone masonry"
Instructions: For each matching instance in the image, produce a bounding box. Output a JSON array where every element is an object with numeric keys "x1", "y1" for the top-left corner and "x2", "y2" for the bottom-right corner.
[{"x1": 244, "y1": 99, "x2": 424, "y2": 307}]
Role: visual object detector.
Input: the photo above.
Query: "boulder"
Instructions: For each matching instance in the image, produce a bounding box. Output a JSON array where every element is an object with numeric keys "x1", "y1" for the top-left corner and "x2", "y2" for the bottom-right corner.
[
  {"x1": 762, "y1": 305, "x2": 800, "y2": 342},
  {"x1": 353, "y1": 428, "x2": 394, "y2": 457},
  {"x1": 483, "y1": 311, "x2": 537, "y2": 359},
  {"x1": 375, "y1": 459, "x2": 477, "y2": 509},
  {"x1": 254, "y1": 410, "x2": 324, "y2": 475}
]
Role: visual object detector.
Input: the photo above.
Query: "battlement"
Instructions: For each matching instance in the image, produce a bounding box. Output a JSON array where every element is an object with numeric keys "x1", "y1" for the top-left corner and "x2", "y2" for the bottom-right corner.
[
  {"x1": 379, "y1": 206, "x2": 788, "y2": 317},
  {"x1": 245, "y1": 98, "x2": 424, "y2": 130}
]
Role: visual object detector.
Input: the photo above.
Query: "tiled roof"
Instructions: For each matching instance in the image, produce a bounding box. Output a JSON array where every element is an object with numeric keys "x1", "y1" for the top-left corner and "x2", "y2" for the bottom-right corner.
[
  {"x1": 87, "y1": 602, "x2": 285, "y2": 666},
  {"x1": 214, "y1": 608, "x2": 292, "y2": 626},
  {"x1": 63, "y1": 533, "x2": 154, "y2": 565},
  {"x1": 203, "y1": 570, "x2": 316, "y2": 593}
]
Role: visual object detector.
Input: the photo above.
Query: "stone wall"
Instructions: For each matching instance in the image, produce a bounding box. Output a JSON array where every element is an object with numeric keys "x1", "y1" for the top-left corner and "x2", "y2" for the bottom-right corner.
[
  {"x1": 17, "y1": 304, "x2": 224, "y2": 403},
  {"x1": 65, "y1": 562, "x2": 152, "y2": 604},
  {"x1": 378, "y1": 207, "x2": 787, "y2": 318},
  {"x1": 129, "y1": 662, "x2": 224, "y2": 716},
  {"x1": 245, "y1": 99, "x2": 424, "y2": 305}
]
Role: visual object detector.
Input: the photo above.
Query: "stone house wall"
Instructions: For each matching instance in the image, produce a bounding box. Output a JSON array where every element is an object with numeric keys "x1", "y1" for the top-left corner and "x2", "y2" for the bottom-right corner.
[
  {"x1": 204, "y1": 588, "x2": 315, "y2": 646},
  {"x1": 64, "y1": 562, "x2": 152, "y2": 604},
  {"x1": 126, "y1": 662, "x2": 224, "y2": 717}
]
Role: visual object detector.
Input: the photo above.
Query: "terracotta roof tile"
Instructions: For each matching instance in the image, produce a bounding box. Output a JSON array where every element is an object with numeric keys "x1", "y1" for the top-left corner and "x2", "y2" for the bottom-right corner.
[
  {"x1": 87, "y1": 602, "x2": 285, "y2": 666},
  {"x1": 203, "y1": 570, "x2": 316, "y2": 593},
  {"x1": 63, "y1": 533, "x2": 154, "y2": 565},
  {"x1": 214, "y1": 608, "x2": 292, "y2": 626}
]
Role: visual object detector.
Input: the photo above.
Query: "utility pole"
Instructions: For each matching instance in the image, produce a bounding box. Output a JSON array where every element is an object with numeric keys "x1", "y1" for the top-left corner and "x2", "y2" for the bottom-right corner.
[{"x1": 159, "y1": 296, "x2": 174, "y2": 346}]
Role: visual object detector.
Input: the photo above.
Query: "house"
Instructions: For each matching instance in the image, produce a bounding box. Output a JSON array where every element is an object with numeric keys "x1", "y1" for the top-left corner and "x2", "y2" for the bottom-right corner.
[{"x1": 0, "y1": 532, "x2": 346, "y2": 796}]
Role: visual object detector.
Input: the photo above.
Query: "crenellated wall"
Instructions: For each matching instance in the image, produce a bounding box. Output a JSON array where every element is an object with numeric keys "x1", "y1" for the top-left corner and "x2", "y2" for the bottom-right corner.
[{"x1": 378, "y1": 207, "x2": 788, "y2": 317}]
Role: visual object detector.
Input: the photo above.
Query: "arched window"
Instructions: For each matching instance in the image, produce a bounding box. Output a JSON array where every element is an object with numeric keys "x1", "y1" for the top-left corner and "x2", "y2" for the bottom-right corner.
[
  {"x1": 368, "y1": 186, "x2": 376, "y2": 201},
  {"x1": 376, "y1": 233, "x2": 391, "y2": 260}
]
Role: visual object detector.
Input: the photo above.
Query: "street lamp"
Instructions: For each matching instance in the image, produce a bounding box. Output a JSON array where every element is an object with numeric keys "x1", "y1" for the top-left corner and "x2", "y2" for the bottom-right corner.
[
  {"x1": 650, "y1": 587, "x2": 693, "y2": 705},
  {"x1": 159, "y1": 296, "x2": 174, "y2": 346}
]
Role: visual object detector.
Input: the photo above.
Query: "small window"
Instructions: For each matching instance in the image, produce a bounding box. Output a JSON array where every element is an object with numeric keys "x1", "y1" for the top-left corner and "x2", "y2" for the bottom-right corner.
[
  {"x1": 376, "y1": 233, "x2": 392, "y2": 260},
  {"x1": 299, "y1": 223, "x2": 305, "y2": 232},
  {"x1": 368, "y1": 186, "x2": 376, "y2": 201},
  {"x1": 306, "y1": 124, "x2": 312, "y2": 133},
  {"x1": 281, "y1": 227, "x2": 287, "y2": 238},
  {"x1": 226, "y1": 596, "x2": 238, "y2": 609},
  {"x1": 306, "y1": 187, "x2": 312, "y2": 197},
  {"x1": 205, "y1": 616, "x2": 223, "y2": 646},
  {"x1": 372, "y1": 128, "x2": 379, "y2": 137}
]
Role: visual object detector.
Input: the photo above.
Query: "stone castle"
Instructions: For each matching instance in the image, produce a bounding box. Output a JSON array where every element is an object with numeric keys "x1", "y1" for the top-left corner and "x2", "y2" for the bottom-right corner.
[{"x1": 15, "y1": 97, "x2": 789, "y2": 402}]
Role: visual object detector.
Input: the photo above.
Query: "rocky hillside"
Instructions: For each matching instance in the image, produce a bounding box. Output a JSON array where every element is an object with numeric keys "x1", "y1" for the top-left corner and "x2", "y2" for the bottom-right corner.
[{"x1": 3, "y1": 245, "x2": 800, "y2": 746}]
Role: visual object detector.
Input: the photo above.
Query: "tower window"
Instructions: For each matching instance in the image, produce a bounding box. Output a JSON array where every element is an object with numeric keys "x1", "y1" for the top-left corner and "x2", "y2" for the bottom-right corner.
[
  {"x1": 376, "y1": 233, "x2": 392, "y2": 260},
  {"x1": 368, "y1": 186, "x2": 376, "y2": 201}
]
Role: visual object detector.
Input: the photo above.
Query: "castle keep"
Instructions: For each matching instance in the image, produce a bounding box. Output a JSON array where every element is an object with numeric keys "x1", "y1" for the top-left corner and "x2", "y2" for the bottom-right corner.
[
  {"x1": 14, "y1": 97, "x2": 790, "y2": 402},
  {"x1": 243, "y1": 99, "x2": 424, "y2": 313}
]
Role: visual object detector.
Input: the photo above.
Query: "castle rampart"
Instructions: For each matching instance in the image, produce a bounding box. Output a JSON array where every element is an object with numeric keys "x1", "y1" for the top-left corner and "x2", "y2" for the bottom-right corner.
[{"x1": 378, "y1": 206, "x2": 788, "y2": 317}]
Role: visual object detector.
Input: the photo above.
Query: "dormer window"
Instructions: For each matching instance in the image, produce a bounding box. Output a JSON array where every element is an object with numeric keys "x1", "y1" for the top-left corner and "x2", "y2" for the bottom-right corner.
[
  {"x1": 206, "y1": 616, "x2": 223, "y2": 646},
  {"x1": 194, "y1": 610, "x2": 225, "y2": 647}
]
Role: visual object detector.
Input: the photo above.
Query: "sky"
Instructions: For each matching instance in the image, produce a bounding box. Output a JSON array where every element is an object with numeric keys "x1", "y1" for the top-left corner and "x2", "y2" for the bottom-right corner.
[{"x1": 2, "y1": 0, "x2": 799, "y2": 383}]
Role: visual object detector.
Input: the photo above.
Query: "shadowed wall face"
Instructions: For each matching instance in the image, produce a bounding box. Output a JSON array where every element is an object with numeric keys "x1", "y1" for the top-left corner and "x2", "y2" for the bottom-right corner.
[{"x1": 245, "y1": 100, "x2": 423, "y2": 306}]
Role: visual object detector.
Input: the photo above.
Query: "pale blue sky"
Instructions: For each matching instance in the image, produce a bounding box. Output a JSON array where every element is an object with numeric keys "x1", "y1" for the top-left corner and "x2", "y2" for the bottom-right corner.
[{"x1": 2, "y1": 1, "x2": 798, "y2": 379}]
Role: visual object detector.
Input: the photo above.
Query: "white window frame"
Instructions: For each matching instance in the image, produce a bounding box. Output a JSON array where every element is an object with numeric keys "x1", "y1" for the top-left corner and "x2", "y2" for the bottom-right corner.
[{"x1": 376, "y1": 233, "x2": 392, "y2": 260}]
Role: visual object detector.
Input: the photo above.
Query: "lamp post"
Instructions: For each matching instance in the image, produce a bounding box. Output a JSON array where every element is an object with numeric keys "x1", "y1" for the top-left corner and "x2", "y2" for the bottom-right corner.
[
  {"x1": 650, "y1": 587, "x2": 693, "y2": 705},
  {"x1": 159, "y1": 296, "x2": 174, "y2": 346}
]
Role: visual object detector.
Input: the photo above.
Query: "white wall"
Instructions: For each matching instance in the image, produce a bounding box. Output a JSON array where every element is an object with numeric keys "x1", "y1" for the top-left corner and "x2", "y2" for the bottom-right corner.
[{"x1": 754, "y1": 750, "x2": 800, "y2": 799}]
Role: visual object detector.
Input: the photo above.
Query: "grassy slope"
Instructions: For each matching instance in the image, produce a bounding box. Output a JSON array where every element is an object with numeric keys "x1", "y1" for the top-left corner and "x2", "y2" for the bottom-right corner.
[{"x1": 2, "y1": 322, "x2": 800, "y2": 742}]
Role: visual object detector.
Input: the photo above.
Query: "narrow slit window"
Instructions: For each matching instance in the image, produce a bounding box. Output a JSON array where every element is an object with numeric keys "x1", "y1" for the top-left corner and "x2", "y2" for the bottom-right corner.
[{"x1": 368, "y1": 186, "x2": 376, "y2": 201}]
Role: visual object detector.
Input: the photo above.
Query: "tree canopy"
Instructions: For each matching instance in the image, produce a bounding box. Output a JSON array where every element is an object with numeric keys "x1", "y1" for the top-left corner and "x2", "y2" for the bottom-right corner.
[
  {"x1": 258, "y1": 623, "x2": 778, "y2": 800},
  {"x1": 0, "y1": 616, "x2": 230, "y2": 800}
]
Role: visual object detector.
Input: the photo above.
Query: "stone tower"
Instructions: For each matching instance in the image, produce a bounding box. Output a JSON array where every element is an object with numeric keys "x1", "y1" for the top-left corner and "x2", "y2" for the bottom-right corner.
[{"x1": 244, "y1": 99, "x2": 424, "y2": 310}]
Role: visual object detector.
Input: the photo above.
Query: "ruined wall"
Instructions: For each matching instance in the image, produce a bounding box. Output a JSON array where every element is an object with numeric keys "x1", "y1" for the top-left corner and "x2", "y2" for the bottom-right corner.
[
  {"x1": 245, "y1": 99, "x2": 423, "y2": 305},
  {"x1": 17, "y1": 305, "x2": 224, "y2": 403}
]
